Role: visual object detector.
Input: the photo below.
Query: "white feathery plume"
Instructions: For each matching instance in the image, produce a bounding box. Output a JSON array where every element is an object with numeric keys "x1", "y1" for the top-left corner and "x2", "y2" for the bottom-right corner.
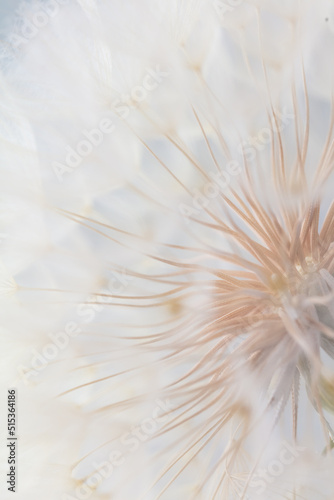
[{"x1": 1, "y1": 0, "x2": 334, "y2": 499}]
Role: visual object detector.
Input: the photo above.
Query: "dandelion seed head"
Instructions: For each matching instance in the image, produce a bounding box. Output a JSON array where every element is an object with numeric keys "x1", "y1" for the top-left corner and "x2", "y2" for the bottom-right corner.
[{"x1": 2, "y1": 0, "x2": 334, "y2": 498}]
